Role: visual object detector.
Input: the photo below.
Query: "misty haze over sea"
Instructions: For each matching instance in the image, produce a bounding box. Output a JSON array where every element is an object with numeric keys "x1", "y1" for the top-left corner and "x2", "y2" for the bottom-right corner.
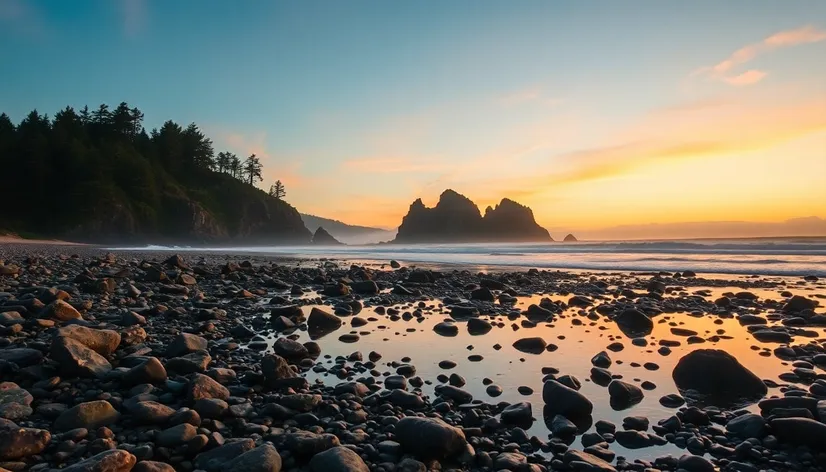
[{"x1": 111, "y1": 237, "x2": 826, "y2": 277}]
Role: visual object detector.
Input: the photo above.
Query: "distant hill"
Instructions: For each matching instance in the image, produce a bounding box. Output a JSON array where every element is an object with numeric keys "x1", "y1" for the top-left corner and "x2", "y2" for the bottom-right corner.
[
  {"x1": 300, "y1": 214, "x2": 395, "y2": 245},
  {"x1": 393, "y1": 189, "x2": 552, "y2": 243}
]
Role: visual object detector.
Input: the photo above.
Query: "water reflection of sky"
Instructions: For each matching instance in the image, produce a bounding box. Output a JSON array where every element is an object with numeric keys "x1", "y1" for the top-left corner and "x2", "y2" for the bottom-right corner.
[{"x1": 254, "y1": 279, "x2": 826, "y2": 462}]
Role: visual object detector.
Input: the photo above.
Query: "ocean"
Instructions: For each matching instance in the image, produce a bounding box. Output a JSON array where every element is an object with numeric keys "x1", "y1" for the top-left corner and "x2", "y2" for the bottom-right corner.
[{"x1": 111, "y1": 237, "x2": 826, "y2": 276}]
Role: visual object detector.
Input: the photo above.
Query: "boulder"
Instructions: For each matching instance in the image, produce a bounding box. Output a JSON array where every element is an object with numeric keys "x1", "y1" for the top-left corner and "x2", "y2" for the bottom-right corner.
[
  {"x1": 672, "y1": 349, "x2": 767, "y2": 407},
  {"x1": 770, "y1": 417, "x2": 826, "y2": 448},
  {"x1": 614, "y1": 309, "x2": 653, "y2": 337},
  {"x1": 307, "y1": 308, "x2": 342, "y2": 338},
  {"x1": 126, "y1": 401, "x2": 175, "y2": 425},
  {"x1": 122, "y1": 357, "x2": 168, "y2": 386},
  {"x1": 309, "y1": 446, "x2": 369, "y2": 472},
  {"x1": 542, "y1": 380, "x2": 593, "y2": 418},
  {"x1": 726, "y1": 413, "x2": 767, "y2": 438},
  {"x1": 0, "y1": 427, "x2": 50, "y2": 460},
  {"x1": 54, "y1": 400, "x2": 120, "y2": 431},
  {"x1": 513, "y1": 337, "x2": 547, "y2": 354},
  {"x1": 608, "y1": 380, "x2": 644, "y2": 410},
  {"x1": 50, "y1": 337, "x2": 112, "y2": 378},
  {"x1": 43, "y1": 299, "x2": 82, "y2": 321},
  {"x1": 62, "y1": 449, "x2": 137, "y2": 472},
  {"x1": 394, "y1": 417, "x2": 468, "y2": 460},
  {"x1": 273, "y1": 337, "x2": 310, "y2": 361},
  {"x1": 57, "y1": 325, "x2": 121, "y2": 356},
  {"x1": 223, "y1": 444, "x2": 282, "y2": 472},
  {"x1": 194, "y1": 439, "x2": 255, "y2": 472},
  {"x1": 166, "y1": 333, "x2": 208, "y2": 358},
  {"x1": 187, "y1": 373, "x2": 230, "y2": 402}
]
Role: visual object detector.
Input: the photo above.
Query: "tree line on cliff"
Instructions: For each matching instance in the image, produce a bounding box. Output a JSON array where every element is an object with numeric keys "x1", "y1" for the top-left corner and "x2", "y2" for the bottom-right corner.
[{"x1": 0, "y1": 102, "x2": 306, "y2": 242}]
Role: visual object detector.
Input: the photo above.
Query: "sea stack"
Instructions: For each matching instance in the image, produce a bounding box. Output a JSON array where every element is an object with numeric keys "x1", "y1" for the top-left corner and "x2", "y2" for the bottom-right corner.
[
  {"x1": 563, "y1": 234, "x2": 578, "y2": 242},
  {"x1": 393, "y1": 189, "x2": 552, "y2": 243},
  {"x1": 311, "y1": 227, "x2": 343, "y2": 245}
]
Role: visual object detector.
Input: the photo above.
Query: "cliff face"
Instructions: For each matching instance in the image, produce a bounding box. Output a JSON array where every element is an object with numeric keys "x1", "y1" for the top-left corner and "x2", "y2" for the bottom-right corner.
[
  {"x1": 394, "y1": 189, "x2": 552, "y2": 243},
  {"x1": 65, "y1": 173, "x2": 312, "y2": 244}
]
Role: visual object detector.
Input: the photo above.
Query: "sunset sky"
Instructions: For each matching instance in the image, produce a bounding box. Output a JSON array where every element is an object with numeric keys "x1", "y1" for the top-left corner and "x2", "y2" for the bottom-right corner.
[{"x1": 2, "y1": 1, "x2": 825, "y2": 237}]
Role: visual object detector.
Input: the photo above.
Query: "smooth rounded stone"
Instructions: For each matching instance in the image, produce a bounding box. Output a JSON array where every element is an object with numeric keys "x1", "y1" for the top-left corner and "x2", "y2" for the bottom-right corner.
[
  {"x1": 563, "y1": 449, "x2": 617, "y2": 472},
  {"x1": 608, "y1": 380, "x2": 644, "y2": 410},
  {"x1": 783, "y1": 295, "x2": 818, "y2": 313},
  {"x1": 614, "y1": 430, "x2": 662, "y2": 449},
  {"x1": 223, "y1": 444, "x2": 282, "y2": 472},
  {"x1": 50, "y1": 336, "x2": 112, "y2": 378},
  {"x1": 44, "y1": 299, "x2": 82, "y2": 321},
  {"x1": 517, "y1": 386, "x2": 533, "y2": 395},
  {"x1": 187, "y1": 373, "x2": 230, "y2": 402},
  {"x1": 339, "y1": 333, "x2": 360, "y2": 343},
  {"x1": 438, "y1": 360, "x2": 457, "y2": 369},
  {"x1": 726, "y1": 413, "x2": 767, "y2": 438},
  {"x1": 614, "y1": 308, "x2": 653, "y2": 337},
  {"x1": 387, "y1": 389, "x2": 424, "y2": 408},
  {"x1": 737, "y1": 314, "x2": 767, "y2": 325},
  {"x1": 333, "y1": 382, "x2": 369, "y2": 397},
  {"x1": 606, "y1": 342, "x2": 624, "y2": 352},
  {"x1": 350, "y1": 317, "x2": 368, "y2": 327},
  {"x1": 595, "y1": 420, "x2": 616, "y2": 434},
  {"x1": 350, "y1": 280, "x2": 378, "y2": 295},
  {"x1": 436, "y1": 385, "x2": 473, "y2": 403},
  {"x1": 0, "y1": 427, "x2": 50, "y2": 460},
  {"x1": 309, "y1": 446, "x2": 369, "y2": 472},
  {"x1": 769, "y1": 417, "x2": 826, "y2": 448},
  {"x1": 590, "y1": 367, "x2": 613, "y2": 386},
  {"x1": 307, "y1": 307, "x2": 342, "y2": 338},
  {"x1": 513, "y1": 337, "x2": 547, "y2": 354},
  {"x1": 556, "y1": 374, "x2": 581, "y2": 391},
  {"x1": 449, "y1": 305, "x2": 479, "y2": 317},
  {"x1": 55, "y1": 400, "x2": 120, "y2": 431},
  {"x1": 466, "y1": 318, "x2": 492, "y2": 335},
  {"x1": 0, "y1": 348, "x2": 43, "y2": 367},
  {"x1": 166, "y1": 333, "x2": 208, "y2": 357},
  {"x1": 622, "y1": 416, "x2": 649, "y2": 431},
  {"x1": 550, "y1": 414, "x2": 578, "y2": 436},
  {"x1": 486, "y1": 385, "x2": 503, "y2": 397},
  {"x1": 123, "y1": 357, "x2": 168, "y2": 386},
  {"x1": 279, "y1": 393, "x2": 321, "y2": 412},
  {"x1": 542, "y1": 380, "x2": 593, "y2": 418},
  {"x1": 659, "y1": 393, "x2": 685, "y2": 408},
  {"x1": 193, "y1": 399, "x2": 228, "y2": 419},
  {"x1": 62, "y1": 449, "x2": 137, "y2": 472},
  {"x1": 157, "y1": 423, "x2": 197, "y2": 447},
  {"x1": 271, "y1": 316, "x2": 296, "y2": 331},
  {"x1": 273, "y1": 337, "x2": 310, "y2": 360},
  {"x1": 501, "y1": 402, "x2": 532, "y2": 425},
  {"x1": 591, "y1": 351, "x2": 612, "y2": 368},
  {"x1": 127, "y1": 401, "x2": 175, "y2": 424},
  {"x1": 394, "y1": 417, "x2": 467, "y2": 460},
  {"x1": 672, "y1": 349, "x2": 767, "y2": 407},
  {"x1": 677, "y1": 454, "x2": 715, "y2": 472},
  {"x1": 194, "y1": 439, "x2": 255, "y2": 472},
  {"x1": 751, "y1": 330, "x2": 792, "y2": 343},
  {"x1": 493, "y1": 451, "x2": 528, "y2": 469},
  {"x1": 448, "y1": 373, "x2": 466, "y2": 387},
  {"x1": 57, "y1": 325, "x2": 121, "y2": 356},
  {"x1": 524, "y1": 303, "x2": 555, "y2": 320},
  {"x1": 384, "y1": 375, "x2": 407, "y2": 390},
  {"x1": 433, "y1": 321, "x2": 459, "y2": 337},
  {"x1": 134, "y1": 461, "x2": 176, "y2": 472}
]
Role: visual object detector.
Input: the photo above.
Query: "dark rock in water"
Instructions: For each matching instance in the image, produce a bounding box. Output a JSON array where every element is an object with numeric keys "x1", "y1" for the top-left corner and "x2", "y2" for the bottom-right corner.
[
  {"x1": 770, "y1": 417, "x2": 826, "y2": 448},
  {"x1": 309, "y1": 446, "x2": 369, "y2": 472},
  {"x1": 783, "y1": 295, "x2": 818, "y2": 313},
  {"x1": 387, "y1": 389, "x2": 425, "y2": 408},
  {"x1": 614, "y1": 430, "x2": 662, "y2": 449},
  {"x1": 433, "y1": 321, "x2": 459, "y2": 337},
  {"x1": 311, "y1": 227, "x2": 343, "y2": 245},
  {"x1": 672, "y1": 349, "x2": 767, "y2": 407},
  {"x1": 501, "y1": 401, "x2": 533, "y2": 426},
  {"x1": 0, "y1": 426, "x2": 50, "y2": 460},
  {"x1": 524, "y1": 304, "x2": 554, "y2": 320},
  {"x1": 542, "y1": 380, "x2": 593, "y2": 418},
  {"x1": 550, "y1": 414, "x2": 578, "y2": 436},
  {"x1": 513, "y1": 337, "x2": 547, "y2": 354},
  {"x1": 62, "y1": 449, "x2": 137, "y2": 472},
  {"x1": 608, "y1": 380, "x2": 644, "y2": 410},
  {"x1": 390, "y1": 260, "x2": 401, "y2": 268},
  {"x1": 273, "y1": 337, "x2": 310, "y2": 361},
  {"x1": 50, "y1": 336, "x2": 112, "y2": 378},
  {"x1": 659, "y1": 393, "x2": 685, "y2": 408},
  {"x1": 350, "y1": 280, "x2": 378, "y2": 294},
  {"x1": 591, "y1": 351, "x2": 612, "y2": 368},
  {"x1": 224, "y1": 444, "x2": 282, "y2": 472},
  {"x1": 726, "y1": 413, "x2": 767, "y2": 438},
  {"x1": 393, "y1": 189, "x2": 552, "y2": 243},
  {"x1": 467, "y1": 318, "x2": 492, "y2": 335},
  {"x1": 307, "y1": 307, "x2": 342, "y2": 338},
  {"x1": 614, "y1": 309, "x2": 653, "y2": 337},
  {"x1": 55, "y1": 400, "x2": 119, "y2": 431},
  {"x1": 563, "y1": 234, "x2": 578, "y2": 242},
  {"x1": 436, "y1": 384, "x2": 472, "y2": 403},
  {"x1": 394, "y1": 416, "x2": 468, "y2": 460},
  {"x1": 751, "y1": 329, "x2": 791, "y2": 343}
]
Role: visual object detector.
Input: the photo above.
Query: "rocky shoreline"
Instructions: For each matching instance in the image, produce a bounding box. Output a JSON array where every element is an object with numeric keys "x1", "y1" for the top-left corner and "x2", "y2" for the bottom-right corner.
[{"x1": 1, "y1": 244, "x2": 825, "y2": 472}]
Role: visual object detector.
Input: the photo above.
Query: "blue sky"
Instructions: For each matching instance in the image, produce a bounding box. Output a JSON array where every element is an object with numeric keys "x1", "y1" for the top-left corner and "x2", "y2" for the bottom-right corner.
[{"x1": 2, "y1": 0, "x2": 825, "y2": 235}]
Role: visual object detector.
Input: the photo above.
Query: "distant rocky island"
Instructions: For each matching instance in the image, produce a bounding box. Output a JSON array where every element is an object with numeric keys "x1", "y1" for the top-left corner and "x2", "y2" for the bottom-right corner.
[{"x1": 393, "y1": 189, "x2": 552, "y2": 243}]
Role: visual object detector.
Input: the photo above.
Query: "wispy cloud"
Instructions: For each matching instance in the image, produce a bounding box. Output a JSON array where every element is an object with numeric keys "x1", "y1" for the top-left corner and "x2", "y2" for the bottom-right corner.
[
  {"x1": 120, "y1": 0, "x2": 147, "y2": 37},
  {"x1": 693, "y1": 25, "x2": 826, "y2": 86}
]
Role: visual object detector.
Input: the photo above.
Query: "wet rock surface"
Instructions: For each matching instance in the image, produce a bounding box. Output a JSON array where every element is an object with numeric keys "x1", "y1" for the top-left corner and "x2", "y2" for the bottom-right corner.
[{"x1": 0, "y1": 246, "x2": 824, "y2": 471}]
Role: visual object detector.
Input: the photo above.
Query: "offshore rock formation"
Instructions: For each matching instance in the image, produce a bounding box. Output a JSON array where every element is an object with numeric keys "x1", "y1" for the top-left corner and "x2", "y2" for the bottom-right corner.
[
  {"x1": 394, "y1": 189, "x2": 552, "y2": 243},
  {"x1": 311, "y1": 227, "x2": 343, "y2": 245}
]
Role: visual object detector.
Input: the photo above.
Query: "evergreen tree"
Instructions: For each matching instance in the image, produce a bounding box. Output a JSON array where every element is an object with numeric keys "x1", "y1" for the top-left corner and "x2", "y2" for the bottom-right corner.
[
  {"x1": 269, "y1": 180, "x2": 286, "y2": 199},
  {"x1": 242, "y1": 154, "x2": 262, "y2": 185}
]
